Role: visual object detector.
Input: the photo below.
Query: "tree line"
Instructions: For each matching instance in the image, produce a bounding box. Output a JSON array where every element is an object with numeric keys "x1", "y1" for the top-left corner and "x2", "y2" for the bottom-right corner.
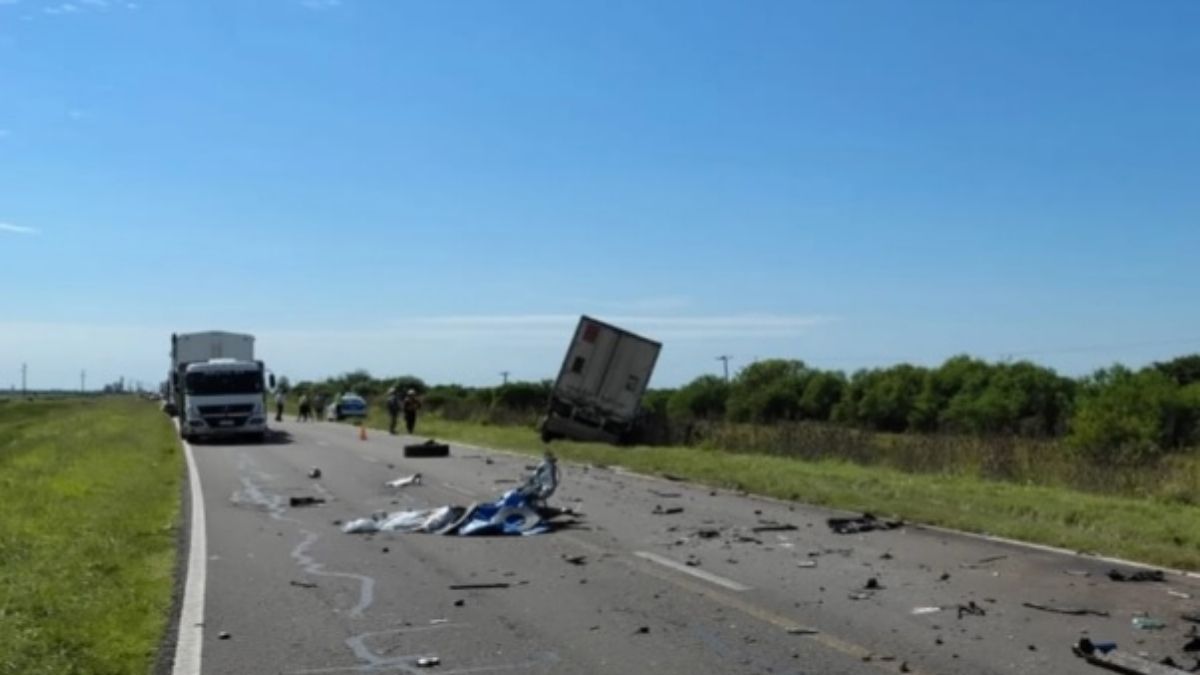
[{"x1": 288, "y1": 353, "x2": 1200, "y2": 463}]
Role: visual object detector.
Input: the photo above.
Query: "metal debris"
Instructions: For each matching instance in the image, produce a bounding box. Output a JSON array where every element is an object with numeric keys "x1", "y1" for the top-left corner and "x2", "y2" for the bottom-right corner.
[
  {"x1": 652, "y1": 505, "x2": 684, "y2": 515},
  {"x1": 290, "y1": 580, "x2": 318, "y2": 589},
  {"x1": 752, "y1": 522, "x2": 798, "y2": 533},
  {"x1": 289, "y1": 496, "x2": 325, "y2": 507},
  {"x1": 957, "y1": 601, "x2": 986, "y2": 619},
  {"x1": 1109, "y1": 569, "x2": 1166, "y2": 583},
  {"x1": 308, "y1": 467, "x2": 322, "y2": 479},
  {"x1": 448, "y1": 583, "x2": 511, "y2": 590},
  {"x1": 961, "y1": 555, "x2": 1007, "y2": 569},
  {"x1": 416, "y1": 656, "x2": 440, "y2": 667},
  {"x1": 385, "y1": 474, "x2": 422, "y2": 488},
  {"x1": 827, "y1": 513, "x2": 903, "y2": 535},
  {"x1": 1023, "y1": 602, "x2": 1110, "y2": 617}
]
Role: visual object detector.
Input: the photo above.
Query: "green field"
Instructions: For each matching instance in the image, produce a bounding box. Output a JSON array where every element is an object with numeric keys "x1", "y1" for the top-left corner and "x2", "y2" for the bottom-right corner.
[
  {"x1": 0, "y1": 397, "x2": 182, "y2": 675},
  {"x1": 344, "y1": 410, "x2": 1200, "y2": 571}
]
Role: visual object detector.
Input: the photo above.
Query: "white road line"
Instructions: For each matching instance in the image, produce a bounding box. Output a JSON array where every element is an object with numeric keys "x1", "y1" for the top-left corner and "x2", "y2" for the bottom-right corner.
[
  {"x1": 633, "y1": 551, "x2": 751, "y2": 592},
  {"x1": 172, "y1": 434, "x2": 207, "y2": 675}
]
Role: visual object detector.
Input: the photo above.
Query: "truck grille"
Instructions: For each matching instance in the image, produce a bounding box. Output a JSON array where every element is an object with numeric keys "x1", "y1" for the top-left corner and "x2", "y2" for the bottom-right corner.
[{"x1": 198, "y1": 404, "x2": 254, "y2": 415}]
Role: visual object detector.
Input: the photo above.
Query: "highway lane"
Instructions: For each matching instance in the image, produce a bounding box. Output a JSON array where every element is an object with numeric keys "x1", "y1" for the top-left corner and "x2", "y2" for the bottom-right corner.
[{"x1": 184, "y1": 419, "x2": 1200, "y2": 674}]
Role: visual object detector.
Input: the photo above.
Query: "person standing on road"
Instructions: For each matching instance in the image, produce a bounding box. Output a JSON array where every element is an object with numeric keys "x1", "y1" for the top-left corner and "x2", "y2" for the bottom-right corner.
[
  {"x1": 298, "y1": 392, "x2": 311, "y2": 422},
  {"x1": 402, "y1": 388, "x2": 422, "y2": 434},
  {"x1": 385, "y1": 387, "x2": 401, "y2": 435},
  {"x1": 274, "y1": 389, "x2": 286, "y2": 422},
  {"x1": 314, "y1": 392, "x2": 326, "y2": 421}
]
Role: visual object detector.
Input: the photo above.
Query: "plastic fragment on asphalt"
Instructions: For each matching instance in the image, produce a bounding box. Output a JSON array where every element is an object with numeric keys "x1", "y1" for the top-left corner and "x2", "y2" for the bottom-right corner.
[
  {"x1": 797, "y1": 560, "x2": 817, "y2": 569},
  {"x1": 912, "y1": 607, "x2": 942, "y2": 615},
  {"x1": 787, "y1": 627, "x2": 819, "y2": 635},
  {"x1": 1168, "y1": 590, "x2": 1192, "y2": 599},
  {"x1": 385, "y1": 473, "x2": 422, "y2": 488},
  {"x1": 416, "y1": 656, "x2": 440, "y2": 667},
  {"x1": 1132, "y1": 617, "x2": 1167, "y2": 630},
  {"x1": 289, "y1": 496, "x2": 325, "y2": 507},
  {"x1": 308, "y1": 467, "x2": 321, "y2": 479},
  {"x1": 827, "y1": 513, "x2": 904, "y2": 535}
]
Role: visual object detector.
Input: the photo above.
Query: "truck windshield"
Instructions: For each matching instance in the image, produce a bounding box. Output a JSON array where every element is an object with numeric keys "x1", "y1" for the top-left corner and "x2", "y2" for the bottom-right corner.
[{"x1": 186, "y1": 371, "x2": 263, "y2": 395}]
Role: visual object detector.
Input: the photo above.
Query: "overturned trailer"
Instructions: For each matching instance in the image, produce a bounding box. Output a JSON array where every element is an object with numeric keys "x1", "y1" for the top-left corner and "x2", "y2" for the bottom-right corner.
[{"x1": 540, "y1": 316, "x2": 661, "y2": 444}]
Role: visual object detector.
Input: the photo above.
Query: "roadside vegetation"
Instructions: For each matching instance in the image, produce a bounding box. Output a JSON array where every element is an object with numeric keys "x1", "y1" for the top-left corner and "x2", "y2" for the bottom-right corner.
[
  {"x1": 292, "y1": 353, "x2": 1200, "y2": 569},
  {"x1": 0, "y1": 396, "x2": 181, "y2": 675}
]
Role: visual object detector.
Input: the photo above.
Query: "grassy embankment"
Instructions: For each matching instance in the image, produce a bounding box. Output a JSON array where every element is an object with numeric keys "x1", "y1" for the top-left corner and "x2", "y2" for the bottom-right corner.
[
  {"x1": 333, "y1": 407, "x2": 1200, "y2": 571},
  {"x1": 0, "y1": 397, "x2": 182, "y2": 675}
]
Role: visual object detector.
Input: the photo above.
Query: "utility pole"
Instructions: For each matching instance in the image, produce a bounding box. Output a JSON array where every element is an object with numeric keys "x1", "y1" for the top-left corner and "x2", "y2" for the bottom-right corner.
[
  {"x1": 716, "y1": 355, "x2": 732, "y2": 382},
  {"x1": 81, "y1": 370, "x2": 86, "y2": 394},
  {"x1": 21, "y1": 363, "x2": 27, "y2": 395},
  {"x1": 500, "y1": 371, "x2": 510, "y2": 386}
]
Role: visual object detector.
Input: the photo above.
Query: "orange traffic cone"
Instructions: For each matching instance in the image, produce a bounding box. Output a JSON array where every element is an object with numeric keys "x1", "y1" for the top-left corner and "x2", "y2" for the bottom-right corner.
[{"x1": 359, "y1": 423, "x2": 368, "y2": 441}]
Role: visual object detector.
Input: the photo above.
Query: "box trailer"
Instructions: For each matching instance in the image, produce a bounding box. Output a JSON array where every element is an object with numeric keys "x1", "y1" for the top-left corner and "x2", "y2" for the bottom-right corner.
[
  {"x1": 541, "y1": 316, "x2": 661, "y2": 444},
  {"x1": 166, "y1": 331, "x2": 273, "y2": 442}
]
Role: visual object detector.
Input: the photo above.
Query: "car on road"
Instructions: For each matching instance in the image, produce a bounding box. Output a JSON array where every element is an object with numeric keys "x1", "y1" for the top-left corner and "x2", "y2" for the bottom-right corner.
[{"x1": 327, "y1": 393, "x2": 368, "y2": 421}]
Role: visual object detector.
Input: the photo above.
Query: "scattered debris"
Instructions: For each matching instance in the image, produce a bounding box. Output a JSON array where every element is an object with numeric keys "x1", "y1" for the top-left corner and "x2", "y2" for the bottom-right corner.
[
  {"x1": 912, "y1": 607, "x2": 942, "y2": 615},
  {"x1": 1183, "y1": 638, "x2": 1200, "y2": 652},
  {"x1": 218, "y1": 631, "x2": 231, "y2": 640},
  {"x1": 652, "y1": 505, "x2": 684, "y2": 515},
  {"x1": 562, "y1": 554, "x2": 587, "y2": 566},
  {"x1": 1109, "y1": 569, "x2": 1167, "y2": 583},
  {"x1": 827, "y1": 513, "x2": 903, "y2": 535},
  {"x1": 938, "y1": 572, "x2": 952, "y2": 582},
  {"x1": 649, "y1": 490, "x2": 682, "y2": 498},
  {"x1": 308, "y1": 467, "x2": 322, "y2": 479},
  {"x1": 849, "y1": 592, "x2": 872, "y2": 601},
  {"x1": 880, "y1": 551, "x2": 894, "y2": 560},
  {"x1": 453, "y1": 599, "x2": 465, "y2": 607},
  {"x1": 404, "y1": 439, "x2": 451, "y2": 458},
  {"x1": 385, "y1": 474, "x2": 423, "y2": 488},
  {"x1": 752, "y1": 522, "x2": 798, "y2": 533},
  {"x1": 787, "y1": 627, "x2": 820, "y2": 635},
  {"x1": 429, "y1": 619, "x2": 448, "y2": 625},
  {"x1": 290, "y1": 580, "x2": 318, "y2": 589},
  {"x1": 864, "y1": 578, "x2": 882, "y2": 590},
  {"x1": 1169, "y1": 590, "x2": 1193, "y2": 600},
  {"x1": 1074, "y1": 639, "x2": 1189, "y2": 675},
  {"x1": 734, "y1": 534, "x2": 764, "y2": 545},
  {"x1": 635, "y1": 626, "x2": 651, "y2": 634},
  {"x1": 1023, "y1": 602, "x2": 1110, "y2": 617},
  {"x1": 961, "y1": 555, "x2": 1007, "y2": 569},
  {"x1": 449, "y1": 583, "x2": 511, "y2": 590},
  {"x1": 289, "y1": 496, "x2": 325, "y2": 507},
  {"x1": 660, "y1": 473, "x2": 685, "y2": 482},
  {"x1": 1066, "y1": 569, "x2": 1093, "y2": 577},
  {"x1": 797, "y1": 560, "x2": 817, "y2": 569},
  {"x1": 1183, "y1": 612, "x2": 1200, "y2": 624},
  {"x1": 695, "y1": 528, "x2": 721, "y2": 539},
  {"x1": 1132, "y1": 617, "x2": 1168, "y2": 630},
  {"x1": 416, "y1": 656, "x2": 440, "y2": 667},
  {"x1": 957, "y1": 601, "x2": 986, "y2": 619}
]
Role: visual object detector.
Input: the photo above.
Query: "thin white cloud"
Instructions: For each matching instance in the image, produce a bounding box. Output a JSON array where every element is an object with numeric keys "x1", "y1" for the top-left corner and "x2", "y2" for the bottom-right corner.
[
  {"x1": 43, "y1": 3, "x2": 79, "y2": 14},
  {"x1": 0, "y1": 222, "x2": 38, "y2": 235}
]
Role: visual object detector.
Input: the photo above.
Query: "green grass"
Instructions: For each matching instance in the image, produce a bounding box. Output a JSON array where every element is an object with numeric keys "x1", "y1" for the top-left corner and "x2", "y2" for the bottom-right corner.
[
  {"x1": 0, "y1": 397, "x2": 182, "y2": 675},
  {"x1": 350, "y1": 411, "x2": 1200, "y2": 571}
]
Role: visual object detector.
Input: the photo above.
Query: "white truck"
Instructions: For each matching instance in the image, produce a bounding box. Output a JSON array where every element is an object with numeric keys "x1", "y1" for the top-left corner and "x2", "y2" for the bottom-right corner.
[
  {"x1": 540, "y1": 316, "x2": 661, "y2": 444},
  {"x1": 166, "y1": 331, "x2": 274, "y2": 442}
]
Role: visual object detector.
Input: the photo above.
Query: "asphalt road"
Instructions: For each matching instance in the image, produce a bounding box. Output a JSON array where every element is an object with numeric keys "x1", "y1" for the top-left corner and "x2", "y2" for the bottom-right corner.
[{"x1": 184, "y1": 419, "x2": 1200, "y2": 675}]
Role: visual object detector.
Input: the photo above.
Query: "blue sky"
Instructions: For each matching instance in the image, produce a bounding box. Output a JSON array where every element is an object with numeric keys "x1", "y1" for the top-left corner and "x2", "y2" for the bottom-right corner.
[{"x1": 1, "y1": 0, "x2": 1197, "y2": 390}]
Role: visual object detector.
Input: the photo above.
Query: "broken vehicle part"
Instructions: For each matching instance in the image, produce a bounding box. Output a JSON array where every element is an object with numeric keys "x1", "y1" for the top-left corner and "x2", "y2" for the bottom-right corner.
[
  {"x1": 827, "y1": 513, "x2": 903, "y2": 535},
  {"x1": 1109, "y1": 569, "x2": 1167, "y2": 583},
  {"x1": 404, "y1": 440, "x2": 451, "y2": 458},
  {"x1": 289, "y1": 496, "x2": 325, "y2": 507},
  {"x1": 385, "y1": 474, "x2": 422, "y2": 488},
  {"x1": 1023, "y1": 602, "x2": 1110, "y2": 617}
]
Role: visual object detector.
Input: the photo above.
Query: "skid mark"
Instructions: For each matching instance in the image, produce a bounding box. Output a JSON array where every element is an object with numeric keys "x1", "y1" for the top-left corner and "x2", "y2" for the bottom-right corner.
[
  {"x1": 292, "y1": 531, "x2": 376, "y2": 618},
  {"x1": 291, "y1": 625, "x2": 557, "y2": 674},
  {"x1": 234, "y1": 454, "x2": 376, "y2": 618}
]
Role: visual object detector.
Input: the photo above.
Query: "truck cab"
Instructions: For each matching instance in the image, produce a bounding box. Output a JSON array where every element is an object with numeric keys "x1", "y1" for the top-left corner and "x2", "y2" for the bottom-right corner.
[{"x1": 179, "y1": 359, "x2": 270, "y2": 442}]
